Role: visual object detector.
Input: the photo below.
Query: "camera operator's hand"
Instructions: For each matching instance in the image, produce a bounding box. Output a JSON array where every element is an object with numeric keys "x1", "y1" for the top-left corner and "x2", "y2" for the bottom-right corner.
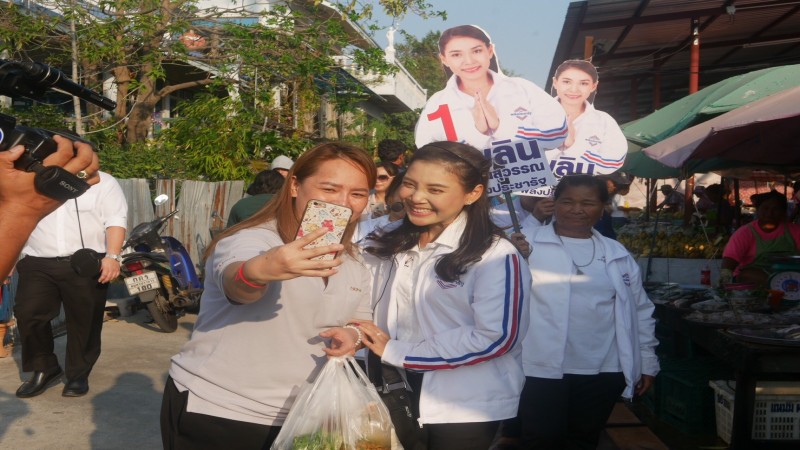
[{"x1": 0, "y1": 135, "x2": 99, "y2": 276}]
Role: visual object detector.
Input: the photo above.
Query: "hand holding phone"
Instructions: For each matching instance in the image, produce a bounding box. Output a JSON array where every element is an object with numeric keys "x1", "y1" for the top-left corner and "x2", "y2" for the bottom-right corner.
[{"x1": 295, "y1": 200, "x2": 353, "y2": 261}]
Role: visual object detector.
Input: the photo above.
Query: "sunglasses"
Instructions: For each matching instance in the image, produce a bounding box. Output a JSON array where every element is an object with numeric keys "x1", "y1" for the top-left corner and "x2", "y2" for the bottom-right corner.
[{"x1": 377, "y1": 174, "x2": 392, "y2": 181}]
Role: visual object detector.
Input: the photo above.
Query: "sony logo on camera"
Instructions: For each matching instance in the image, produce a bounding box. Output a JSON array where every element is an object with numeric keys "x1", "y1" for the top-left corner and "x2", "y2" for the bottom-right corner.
[{"x1": 59, "y1": 180, "x2": 80, "y2": 193}]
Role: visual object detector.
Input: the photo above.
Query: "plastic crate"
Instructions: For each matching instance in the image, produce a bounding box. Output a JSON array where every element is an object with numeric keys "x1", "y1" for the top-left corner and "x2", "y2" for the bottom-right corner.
[
  {"x1": 660, "y1": 370, "x2": 716, "y2": 434},
  {"x1": 710, "y1": 380, "x2": 736, "y2": 443},
  {"x1": 710, "y1": 380, "x2": 800, "y2": 443},
  {"x1": 642, "y1": 356, "x2": 732, "y2": 418}
]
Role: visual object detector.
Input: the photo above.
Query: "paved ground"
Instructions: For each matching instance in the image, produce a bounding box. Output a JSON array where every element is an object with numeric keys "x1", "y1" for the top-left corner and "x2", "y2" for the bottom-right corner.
[
  {"x1": 0, "y1": 306, "x2": 693, "y2": 450},
  {"x1": 0, "y1": 309, "x2": 195, "y2": 449}
]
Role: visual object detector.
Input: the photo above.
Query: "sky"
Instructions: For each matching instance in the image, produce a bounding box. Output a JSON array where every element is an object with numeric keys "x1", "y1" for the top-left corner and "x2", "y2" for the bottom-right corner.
[{"x1": 367, "y1": 0, "x2": 576, "y2": 87}]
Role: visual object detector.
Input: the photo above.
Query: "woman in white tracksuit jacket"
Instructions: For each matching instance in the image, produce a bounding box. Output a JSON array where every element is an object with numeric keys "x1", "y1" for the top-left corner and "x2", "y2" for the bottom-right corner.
[
  {"x1": 360, "y1": 141, "x2": 530, "y2": 450},
  {"x1": 518, "y1": 175, "x2": 659, "y2": 449},
  {"x1": 415, "y1": 25, "x2": 567, "y2": 153}
]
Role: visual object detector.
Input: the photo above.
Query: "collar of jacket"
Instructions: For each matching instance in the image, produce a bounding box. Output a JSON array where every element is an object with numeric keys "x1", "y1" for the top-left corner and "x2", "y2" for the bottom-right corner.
[
  {"x1": 533, "y1": 222, "x2": 631, "y2": 262},
  {"x1": 417, "y1": 211, "x2": 468, "y2": 252}
]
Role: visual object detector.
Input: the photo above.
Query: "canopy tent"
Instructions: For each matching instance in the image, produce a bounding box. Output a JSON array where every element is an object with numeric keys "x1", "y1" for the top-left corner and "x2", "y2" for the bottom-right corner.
[
  {"x1": 621, "y1": 141, "x2": 681, "y2": 179},
  {"x1": 643, "y1": 85, "x2": 800, "y2": 174},
  {"x1": 624, "y1": 65, "x2": 800, "y2": 148},
  {"x1": 620, "y1": 65, "x2": 800, "y2": 179}
]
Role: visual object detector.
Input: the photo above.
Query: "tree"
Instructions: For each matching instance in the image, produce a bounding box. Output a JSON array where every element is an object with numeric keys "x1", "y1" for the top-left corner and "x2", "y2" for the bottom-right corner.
[
  {"x1": 396, "y1": 30, "x2": 447, "y2": 95},
  {"x1": 372, "y1": 109, "x2": 418, "y2": 150},
  {"x1": 1, "y1": 0, "x2": 445, "y2": 181},
  {"x1": 0, "y1": 1, "x2": 408, "y2": 145}
]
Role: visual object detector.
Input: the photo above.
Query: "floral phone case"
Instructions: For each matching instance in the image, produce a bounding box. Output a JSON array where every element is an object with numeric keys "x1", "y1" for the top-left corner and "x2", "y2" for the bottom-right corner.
[{"x1": 295, "y1": 200, "x2": 353, "y2": 261}]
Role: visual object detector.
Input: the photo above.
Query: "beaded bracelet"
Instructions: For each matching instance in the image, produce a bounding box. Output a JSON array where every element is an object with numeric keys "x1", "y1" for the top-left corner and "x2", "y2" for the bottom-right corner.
[
  {"x1": 343, "y1": 324, "x2": 362, "y2": 349},
  {"x1": 234, "y1": 262, "x2": 266, "y2": 289}
]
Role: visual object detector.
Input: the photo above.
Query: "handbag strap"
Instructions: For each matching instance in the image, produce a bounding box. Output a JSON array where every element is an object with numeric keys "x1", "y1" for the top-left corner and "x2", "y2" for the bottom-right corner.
[{"x1": 367, "y1": 350, "x2": 409, "y2": 393}]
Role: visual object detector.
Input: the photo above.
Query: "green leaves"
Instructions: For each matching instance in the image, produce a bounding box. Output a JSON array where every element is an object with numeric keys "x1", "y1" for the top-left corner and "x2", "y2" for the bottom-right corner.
[{"x1": 2, "y1": 0, "x2": 443, "y2": 180}]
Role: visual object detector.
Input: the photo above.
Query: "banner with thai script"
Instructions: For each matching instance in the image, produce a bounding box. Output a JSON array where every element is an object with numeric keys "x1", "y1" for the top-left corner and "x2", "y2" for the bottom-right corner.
[{"x1": 483, "y1": 139, "x2": 556, "y2": 195}]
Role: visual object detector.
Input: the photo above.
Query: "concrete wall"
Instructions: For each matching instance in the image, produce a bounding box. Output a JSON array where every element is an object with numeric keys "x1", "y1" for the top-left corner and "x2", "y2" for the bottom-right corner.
[{"x1": 637, "y1": 257, "x2": 722, "y2": 286}]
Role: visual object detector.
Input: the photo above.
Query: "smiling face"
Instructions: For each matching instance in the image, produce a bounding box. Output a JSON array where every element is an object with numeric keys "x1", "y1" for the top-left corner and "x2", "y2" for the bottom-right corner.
[
  {"x1": 399, "y1": 160, "x2": 483, "y2": 236},
  {"x1": 440, "y1": 36, "x2": 494, "y2": 83},
  {"x1": 553, "y1": 67, "x2": 598, "y2": 108},
  {"x1": 554, "y1": 184, "x2": 605, "y2": 238},
  {"x1": 291, "y1": 158, "x2": 370, "y2": 224}
]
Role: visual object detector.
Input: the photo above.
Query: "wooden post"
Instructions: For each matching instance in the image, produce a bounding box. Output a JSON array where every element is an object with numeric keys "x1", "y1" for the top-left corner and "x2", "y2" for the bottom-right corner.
[
  {"x1": 584, "y1": 36, "x2": 594, "y2": 60},
  {"x1": 685, "y1": 19, "x2": 700, "y2": 224},
  {"x1": 653, "y1": 57, "x2": 662, "y2": 110}
]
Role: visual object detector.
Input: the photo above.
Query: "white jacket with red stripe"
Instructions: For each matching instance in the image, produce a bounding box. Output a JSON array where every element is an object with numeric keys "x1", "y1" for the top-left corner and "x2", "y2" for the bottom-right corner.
[
  {"x1": 365, "y1": 214, "x2": 531, "y2": 424},
  {"x1": 415, "y1": 70, "x2": 568, "y2": 151}
]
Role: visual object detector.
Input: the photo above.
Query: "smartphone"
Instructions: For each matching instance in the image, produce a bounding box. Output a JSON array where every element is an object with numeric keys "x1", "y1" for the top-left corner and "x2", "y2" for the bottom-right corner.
[{"x1": 295, "y1": 199, "x2": 353, "y2": 261}]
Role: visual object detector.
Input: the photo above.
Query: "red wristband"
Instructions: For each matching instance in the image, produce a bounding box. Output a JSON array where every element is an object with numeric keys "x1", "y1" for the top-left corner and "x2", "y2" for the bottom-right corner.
[{"x1": 235, "y1": 263, "x2": 266, "y2": 289}]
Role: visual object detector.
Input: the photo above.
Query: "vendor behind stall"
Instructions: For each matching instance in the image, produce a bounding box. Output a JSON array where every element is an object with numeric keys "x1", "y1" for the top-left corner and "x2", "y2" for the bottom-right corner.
[{"x1": 720, "y1": 191, "x2": 800, "y2": 287}]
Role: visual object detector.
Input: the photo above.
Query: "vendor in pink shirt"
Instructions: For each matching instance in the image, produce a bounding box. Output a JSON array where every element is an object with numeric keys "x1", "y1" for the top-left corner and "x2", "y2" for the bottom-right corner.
[{"x1": 721, "y1": 191, "x2": 800, "y2": 287}]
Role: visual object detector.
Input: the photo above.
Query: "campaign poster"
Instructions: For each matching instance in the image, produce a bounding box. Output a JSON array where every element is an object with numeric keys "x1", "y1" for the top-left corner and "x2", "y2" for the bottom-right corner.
[
  {"x1": 413, "y1": 24, "x2": 568, "y2": 196},
  {"x1": 413, "y1": 24, "x2": 628, "y2": 198}
]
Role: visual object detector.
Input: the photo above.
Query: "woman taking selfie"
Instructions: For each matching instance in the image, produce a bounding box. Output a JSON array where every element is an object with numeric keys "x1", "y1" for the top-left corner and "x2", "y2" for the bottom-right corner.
[
  {"x1": 518, "y1": 175, "x2": 658, "y2": 449},
  {"x1": 360, "y1": 141, "x2": 530, "y2": 450},
  {"x1": 161, "y1": 143, "x2": 376, "y2": 449},
  {"x1": 415, "y1": 25, "x2": 566, "y2": 151}
]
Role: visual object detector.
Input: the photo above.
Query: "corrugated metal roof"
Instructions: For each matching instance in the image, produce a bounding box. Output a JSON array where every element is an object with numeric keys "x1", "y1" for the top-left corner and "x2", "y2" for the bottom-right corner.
[{"x1": 549, "y1": 0, "x2": 800, "y2": 123}]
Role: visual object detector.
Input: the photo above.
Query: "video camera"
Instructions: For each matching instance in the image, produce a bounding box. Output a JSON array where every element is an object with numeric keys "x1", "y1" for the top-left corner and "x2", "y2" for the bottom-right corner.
[{"x1": 0, "y1": 59, "x2": 117, "y2": 201}]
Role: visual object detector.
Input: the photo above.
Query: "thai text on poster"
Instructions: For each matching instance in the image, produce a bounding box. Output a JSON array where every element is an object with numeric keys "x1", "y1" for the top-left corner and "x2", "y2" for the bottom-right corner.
[{"x1": 483, "y1": 139, "x2": 556, "y2": 196}]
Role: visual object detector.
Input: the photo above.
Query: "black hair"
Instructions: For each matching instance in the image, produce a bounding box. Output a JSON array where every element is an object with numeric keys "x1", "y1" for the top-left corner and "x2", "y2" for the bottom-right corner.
[
  {"x1": 246, "y1": 169, "x2": 285, "y2": 196},
  {"x1": 705, "y1": 183, "x2": 723, "y2": 199},
  {"x1": 438, "y1": 25, "x2": 500, "y2": 79},
  {"x1": 553, "y1": 174, "x2": 609, "y2": 204},
  {"x1": 377, "y1": 161, "x2": 400, "y2": 177},
  {"x1": 554, "y1": 59, "x2": 599, "y2": 82},
  {"x1": 377, "y1": 139, "x2": 407, "y2": 165},
  {"x1": 365, "y1": 141, "x2": 504, "y2": 282},
  {"x1": 385, "y1": 171, "x2": 405, "y2": 202},
  {"x1": 752, "y1": 190, "x2": 787, "y2": 210}
]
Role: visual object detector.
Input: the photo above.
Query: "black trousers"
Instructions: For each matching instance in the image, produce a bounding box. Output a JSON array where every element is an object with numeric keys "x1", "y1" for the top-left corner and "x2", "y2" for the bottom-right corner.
[
  {"x1": 404, "y1": 371, "x2": 501, "y2": 450},
  {"x1": 14, "y1": 256, "x2": 108, "y2": 380},
  {"x1": 518, "y1": 373, "x2": 626, "y2": 450},
  {"x1": 161, "y1": 377, "x2": 280, "y2": 450}
]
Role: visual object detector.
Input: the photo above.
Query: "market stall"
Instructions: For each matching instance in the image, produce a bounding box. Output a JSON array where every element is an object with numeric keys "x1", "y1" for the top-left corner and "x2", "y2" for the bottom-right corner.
[
  {"x1": 646, "y1": 283, "x2": 800, "y2": 449},
  {"x1": 618, "y1": 82, "x2": 800, "y2": 445}
]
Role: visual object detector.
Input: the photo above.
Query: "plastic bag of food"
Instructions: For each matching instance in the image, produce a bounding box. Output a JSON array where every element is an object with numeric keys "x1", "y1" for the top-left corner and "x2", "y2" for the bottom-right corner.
[{"x1": 271, "y1": 356, "x2": 402, "y2": 450}]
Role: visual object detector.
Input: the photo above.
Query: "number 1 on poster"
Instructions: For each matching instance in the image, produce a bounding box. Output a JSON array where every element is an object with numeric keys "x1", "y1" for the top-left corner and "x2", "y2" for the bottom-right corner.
[{"x1": 427, "y1": 104, "x2": 459, "y2": 142}]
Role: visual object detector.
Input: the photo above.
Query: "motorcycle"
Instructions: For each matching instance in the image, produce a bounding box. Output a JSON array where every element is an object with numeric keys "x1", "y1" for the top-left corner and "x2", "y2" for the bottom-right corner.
[{"x1": 119, "y1": 195, "x2": 203, "y2": 332}]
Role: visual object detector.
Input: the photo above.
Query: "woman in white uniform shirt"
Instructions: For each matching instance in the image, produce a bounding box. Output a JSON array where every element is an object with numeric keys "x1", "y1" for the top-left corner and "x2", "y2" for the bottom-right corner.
[
  {"x1": 161, "y1": 143, "x2": 375, "y2": 449},
  {"x1": 415, "y1": 25, "x2": 567, "y2": 152},
  {"x1": 518, "y1": 175, "x2": 658, "y2": 449},
  {"x1": 359, "y1": 141, "x2": 530, "y2": 450}
]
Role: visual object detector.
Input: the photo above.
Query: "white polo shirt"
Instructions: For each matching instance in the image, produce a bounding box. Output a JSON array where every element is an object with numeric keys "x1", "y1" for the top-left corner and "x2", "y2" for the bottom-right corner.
[
  {"x1": 169, "y1": 222, "x2": 373, "y2": 425},
  {"x1": 23, "y1": 171, "x2": 127, "y2": 257}
]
